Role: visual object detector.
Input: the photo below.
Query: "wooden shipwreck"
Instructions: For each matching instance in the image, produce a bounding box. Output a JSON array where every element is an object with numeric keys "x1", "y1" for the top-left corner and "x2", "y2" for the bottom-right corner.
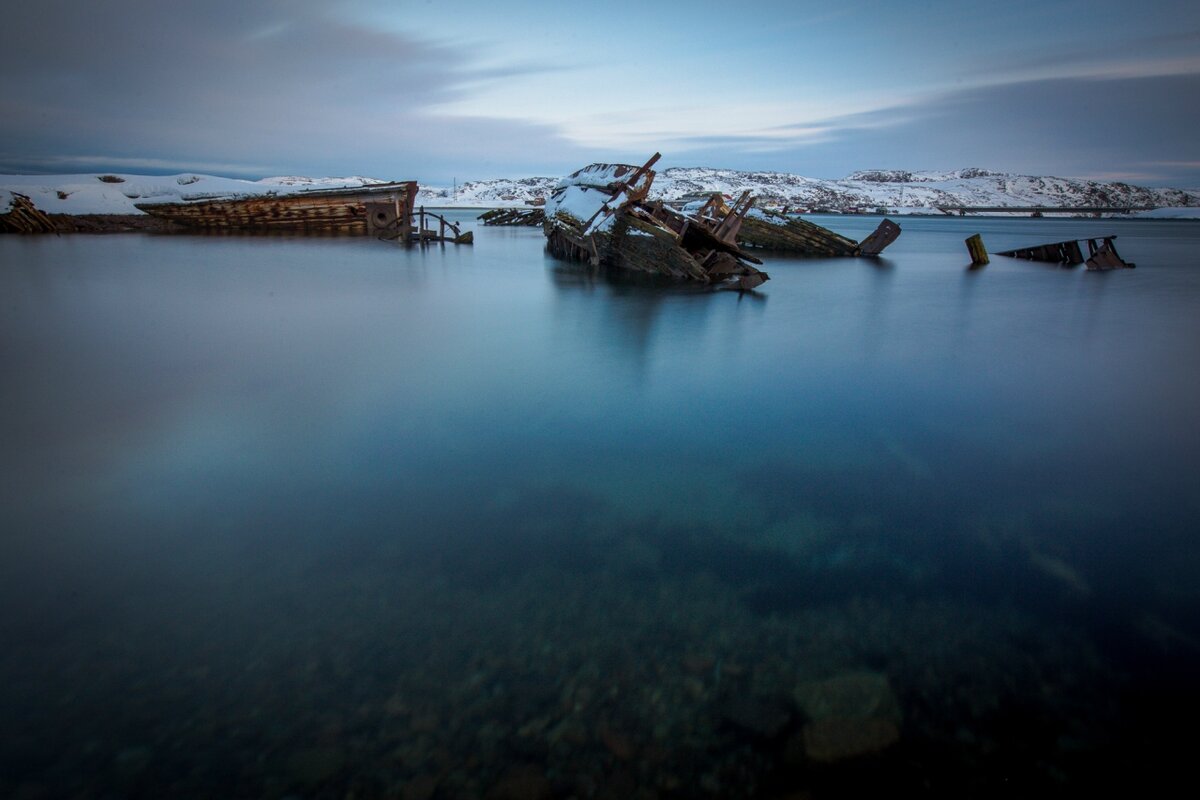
[
  {"x1": 135, "y1": 181, "x2": 471, "y2": 243},
  {"x1": 1, "y1": 193, "x2": 58, "y2": 234},
  {"x1": 478, "y1": 207, "x2": 544, "y2": 226},
  {"x1": 689, "y1": 195, "x2": 901, "y2": 257},
  {"x1": 543, "y1": 154, "x2": 769, "y2": 290},
  {"x1": 996, "y1": 235, "x2": 1134, "y2": 270}
]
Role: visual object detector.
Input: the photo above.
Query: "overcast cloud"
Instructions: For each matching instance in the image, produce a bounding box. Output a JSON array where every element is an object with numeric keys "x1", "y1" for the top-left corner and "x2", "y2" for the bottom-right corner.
[
  {"x1": 1, "y1": 0, "x2": 1197, "y2": 185},
  {"x1": 0, "y1": 0, "x2": 589, "y2": 179}
]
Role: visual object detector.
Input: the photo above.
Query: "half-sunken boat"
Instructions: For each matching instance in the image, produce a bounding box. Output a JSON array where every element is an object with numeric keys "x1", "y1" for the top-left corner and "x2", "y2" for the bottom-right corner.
[
  {"x1": 543, "y1": 154, "x2": 769, "y2": 290},
  {"x1": 136, "y1": 181, "x2": 471, "y2": 243},
  {"x1": 996, "y1": 235, "x2": 1135, "y2": 270},
  {"x1": 686, "y1": 195, "x2": 901, "y2": 257}
]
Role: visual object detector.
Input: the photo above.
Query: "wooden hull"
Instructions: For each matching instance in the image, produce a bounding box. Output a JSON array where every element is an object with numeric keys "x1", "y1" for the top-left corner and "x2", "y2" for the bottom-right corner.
[
  {"x1": 737, "y1": 211, "x2": 901, "y2": 257},
  {"x1": 136, "y1": 182, "x2": 417, "y2": 234}
]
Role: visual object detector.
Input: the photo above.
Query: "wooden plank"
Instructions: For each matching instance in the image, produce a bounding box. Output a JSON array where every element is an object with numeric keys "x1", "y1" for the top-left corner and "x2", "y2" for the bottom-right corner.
[{"x1": 965, "y1": 233, "x2": 988, "y2": 265}]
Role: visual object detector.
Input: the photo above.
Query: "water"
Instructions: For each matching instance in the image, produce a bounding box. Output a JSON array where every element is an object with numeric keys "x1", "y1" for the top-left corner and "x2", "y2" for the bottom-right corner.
[{"x1": 2, "y1": 215, "x2": 1199, "y2": 798}]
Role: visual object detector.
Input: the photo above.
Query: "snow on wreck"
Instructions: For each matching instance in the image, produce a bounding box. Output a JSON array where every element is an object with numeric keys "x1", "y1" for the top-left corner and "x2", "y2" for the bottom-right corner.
[{"x1": 543, "y1": 154, "x2": 770, "y2": 290}]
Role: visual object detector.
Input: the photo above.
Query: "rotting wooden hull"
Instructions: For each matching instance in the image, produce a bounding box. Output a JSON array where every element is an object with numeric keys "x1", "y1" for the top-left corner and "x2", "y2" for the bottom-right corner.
[
  {"x1": 543, "y1": 154, "x2": 769, "y2": 289},
  {"x1": 995, "y1": 234, "x2": 1135, "y2": 270},
  {"x1": 738, "y1": 212, "x2": 860, "y2": 255},
  {"x1": 725, "y1": 206, "x2": 900, "y2": 257},
  {"x1": 135, "y1": 181, "x2": 418, "y2": 234},
  {"x1": 479, "y1": 208, "x2": 544, "y2": 226}
]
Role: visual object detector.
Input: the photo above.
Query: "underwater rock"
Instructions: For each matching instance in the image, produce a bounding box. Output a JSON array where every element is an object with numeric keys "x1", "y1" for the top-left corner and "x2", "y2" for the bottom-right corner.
[
  {"x1": 793, "y1": 671, "x2": 900, "y2": 723},
  {"x1": 401, "y1": 773, "x2": 439, "y2": 800},
  {"x1": 548, "y1": 715, "x2": 589, "y2": 747},
  {"x1": 287, "y1": 746, "x2": 345, "y2": 786},
  {"x1": 113, "y1": 745, "x2": 152, "y2": 779},
  {"x1": 682, "y1": 653, "x2": 715, "y2": 675},
  {"x1": 384, "y1": 691, "x2": 410, "y2": 717},
  {"x1": 599, "y1": 724, "x2": 635, "y2": 761},
  {"x1": 485, "y1": 764, "x2": 552, "y2": 800},
  {"x1": 719, "y1": 693, "x2": 793, "y2": 738},
  {"x1": 802, "y1": 717, "x2": 900, "y2": 762},
  {"x1": 793, "y1": 671, "x2": 902, "y2": 761}
]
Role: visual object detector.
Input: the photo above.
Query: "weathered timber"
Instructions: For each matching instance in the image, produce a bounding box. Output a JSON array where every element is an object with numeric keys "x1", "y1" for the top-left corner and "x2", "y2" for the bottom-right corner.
[
  {"x1": 698, "y1": 196, "x2": 900, "y2": 257},
  {"x1": 737, "y1": 212, "x2": 858, "y2": 255},
  {"x1": 478, "y1": 208, "x2": 544, "y2": 226},
  {"x1": 997, "y1": 238, "x2": 1086, "y2": 265},
  {"x1": 965, "y1": 233, "x2": 989, "y2": 265},
  {"x1": 995, "y1": 235, "x2": 1134, "y2": 270},
  {"x1": 1084, "y1": 237, "x2": 1135, "y2": 270},
  {"x1": 134, "y1": 181, "x2": 468, "y2": 244},
  {"x1": 1, "y1": 193, "x2": 59, "y2": 234},
  {"x1": 856, "y1": 218, "x2": 901, "y2": 256},
  {"x1": 137, "y1": 182, "x2": 416, "y2": 234},
  {"x1": 543, "y1": 154, "x2": 768, "y2": 288}
]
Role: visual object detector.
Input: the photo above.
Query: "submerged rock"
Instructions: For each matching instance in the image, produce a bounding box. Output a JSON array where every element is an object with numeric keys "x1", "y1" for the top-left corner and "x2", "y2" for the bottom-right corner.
[
  {"x1": 802, "y1": 717, "x2": 900, "y2": 762},
  {"x1": 113, "y1": 745, "x2": 152, "y2": 779},
  {"x1": 794, "y1": 671, "x2": 901, "y2": 723},
  {"x1": 599, "y1": 724, "x2": 635, "y2": 761},
  {"x1": 719, "y1": 693, "x2": 794, "y2": 738},
  {"x1": 287, "y1": 746, "x2": 345, "y2": 786},
  {"x1": 486, "y1": 764, "x2": 552, "y2": 800},
  {"x1": 401, "y1": 774, "x2": 439, "y2": 800},
  {"x1": 793, "y1": 671, "x2": 902, "y2": 761}
]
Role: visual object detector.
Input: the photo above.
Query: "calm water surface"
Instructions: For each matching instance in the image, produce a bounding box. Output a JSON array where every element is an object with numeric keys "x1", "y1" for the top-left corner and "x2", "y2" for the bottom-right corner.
[{"x1": 2, "y1": 215, "x2": 1199, "y2": 798}]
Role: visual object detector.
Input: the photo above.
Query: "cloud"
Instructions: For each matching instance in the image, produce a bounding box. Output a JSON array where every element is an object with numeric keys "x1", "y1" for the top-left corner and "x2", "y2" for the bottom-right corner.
[
  {"x1": 961, "y1": 27, "x2": 1200, "y2": 84},
  {"x1": 655, "y1": 72, "x2": 1200, "y2": 186},
  {"x1": 2, "y1": 1, "x2": 1197, "y2": 185},
  {"x1": 0, "y1": 0, "x2": 585, "y2": 179},
  {"x1": 0, "y1": 154, "x2": 278, "y2": 175}
]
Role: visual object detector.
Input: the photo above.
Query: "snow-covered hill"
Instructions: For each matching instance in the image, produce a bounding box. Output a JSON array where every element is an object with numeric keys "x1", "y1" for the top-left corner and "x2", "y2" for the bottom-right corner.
[
  {"x1": 425, "y1": 166, "x2": 1200, "y2": 215},
  {"x1": 3, "y1": 168, "x2": 1198, "y2": 217}
]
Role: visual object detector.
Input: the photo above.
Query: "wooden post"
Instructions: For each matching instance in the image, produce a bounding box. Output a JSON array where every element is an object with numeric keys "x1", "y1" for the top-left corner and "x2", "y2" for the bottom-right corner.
[{"x1": 966, "y1": 233, "x2": 989, "y2": 265}]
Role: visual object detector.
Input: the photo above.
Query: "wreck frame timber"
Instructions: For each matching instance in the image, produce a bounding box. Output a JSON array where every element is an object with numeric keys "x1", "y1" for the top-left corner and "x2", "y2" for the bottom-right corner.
[
  {"x1": 135, "y1": 182, "x2": 472, "y2": 244},
  {"x1": 543, "y1": 154, "x2": 769, "y2": 290},
  {"x1": 689, "y1": 194, "x2": 901, "y2": 257},
  {"x1": 996, "y1": 235, "x2": 1134, "y2": 270}
]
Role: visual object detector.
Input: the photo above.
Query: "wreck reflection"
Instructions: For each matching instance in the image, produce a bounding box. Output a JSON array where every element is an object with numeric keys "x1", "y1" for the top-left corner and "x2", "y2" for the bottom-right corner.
[{"x1": 547, "y1": 261, "x2": 766, "y2": 379}]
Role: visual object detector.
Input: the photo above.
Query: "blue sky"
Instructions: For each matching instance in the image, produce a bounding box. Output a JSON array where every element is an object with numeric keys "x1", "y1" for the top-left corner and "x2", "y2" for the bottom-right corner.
[{"x1": 1, "y1": 0, "x2": 1198, "y2": 185}]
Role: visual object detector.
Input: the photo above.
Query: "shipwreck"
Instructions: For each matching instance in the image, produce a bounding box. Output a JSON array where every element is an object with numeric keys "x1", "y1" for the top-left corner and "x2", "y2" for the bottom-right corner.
[
  {"x1": 135, "y1": 181, "x2": 471, "y2": 243},
  {"x1": 996, "y1": 235, "x2": 1134, "y2": 270},
  {"x1": 478, "y1": 207, "x2": 544, "y2": 226},
  {"x1": 542, "y1": 154, "x2": 769, "y2": 289},
  {"x1": 687, "y1": 195, "x2": 901, "y2": 257},
  {"x1": 538, "y1": 153, "x2": 900, "y2": 286}
]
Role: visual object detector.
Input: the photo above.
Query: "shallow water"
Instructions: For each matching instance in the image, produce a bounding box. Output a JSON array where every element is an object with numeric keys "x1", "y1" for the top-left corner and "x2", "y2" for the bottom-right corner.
[{"x1": 2, "y1": 215, "x2": 1199, "y2": 798}]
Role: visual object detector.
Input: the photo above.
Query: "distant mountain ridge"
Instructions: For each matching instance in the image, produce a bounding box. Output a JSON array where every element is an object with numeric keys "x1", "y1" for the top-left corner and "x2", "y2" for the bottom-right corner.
[
  {"x1": 422, "y1": 167, "x2": 1200, "y2": 213},
  {"x1": 3, "y1": 168, "x2": 1198, "y2": 216}
]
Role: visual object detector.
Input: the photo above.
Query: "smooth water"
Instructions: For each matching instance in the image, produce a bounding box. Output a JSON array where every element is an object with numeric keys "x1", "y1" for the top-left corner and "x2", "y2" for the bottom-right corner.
[{"x1": 2, "y1": 216, "x2": 1199, "y2": 798}]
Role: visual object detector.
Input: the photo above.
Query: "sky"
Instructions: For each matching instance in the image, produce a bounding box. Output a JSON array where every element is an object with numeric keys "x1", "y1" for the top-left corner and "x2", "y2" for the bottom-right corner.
[{"x1": 1, "y1": 0, "x2": 1198, "y2": 186}]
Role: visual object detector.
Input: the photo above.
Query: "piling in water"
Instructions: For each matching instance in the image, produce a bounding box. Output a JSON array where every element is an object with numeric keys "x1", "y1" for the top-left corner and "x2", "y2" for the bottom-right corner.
[{"x1": 966, "y1": 233, "x2": 989, "y2": 265}]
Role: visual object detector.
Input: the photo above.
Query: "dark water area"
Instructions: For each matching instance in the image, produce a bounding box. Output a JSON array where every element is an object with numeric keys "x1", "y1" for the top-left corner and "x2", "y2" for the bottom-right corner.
[{"x1": 2, "y1": 214, "x2": 1199, "y2": 798}]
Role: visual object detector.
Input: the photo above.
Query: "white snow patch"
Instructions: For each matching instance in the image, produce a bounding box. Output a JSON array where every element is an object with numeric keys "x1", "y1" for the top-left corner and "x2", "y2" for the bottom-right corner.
[
  {"x1": 545, "y1": 184, "x2": 607, "y2": 226},
  {"x1": 1133, "y1": 207, "x2": 1200, "y2": 219},
  {"x1": 0, "y1": 173, "x2": 387, "y2": 215}
]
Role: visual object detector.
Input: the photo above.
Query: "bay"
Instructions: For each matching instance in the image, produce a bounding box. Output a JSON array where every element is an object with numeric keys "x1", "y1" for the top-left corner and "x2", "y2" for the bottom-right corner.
[{"x1": 2, "y1": 214, "x2": 1198, "y2": 797}]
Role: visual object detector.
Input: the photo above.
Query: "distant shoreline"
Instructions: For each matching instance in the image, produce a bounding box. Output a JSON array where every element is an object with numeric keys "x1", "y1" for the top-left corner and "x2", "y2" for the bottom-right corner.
[{"x1": 5, "y1": 210, "x2": 1200, "y2": 236}]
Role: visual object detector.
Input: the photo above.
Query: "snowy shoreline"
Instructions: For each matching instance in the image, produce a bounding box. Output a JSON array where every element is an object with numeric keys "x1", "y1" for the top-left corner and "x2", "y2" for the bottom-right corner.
[{"x1": 3, "y1": 170, "x2": 1199, "y2": 220}]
